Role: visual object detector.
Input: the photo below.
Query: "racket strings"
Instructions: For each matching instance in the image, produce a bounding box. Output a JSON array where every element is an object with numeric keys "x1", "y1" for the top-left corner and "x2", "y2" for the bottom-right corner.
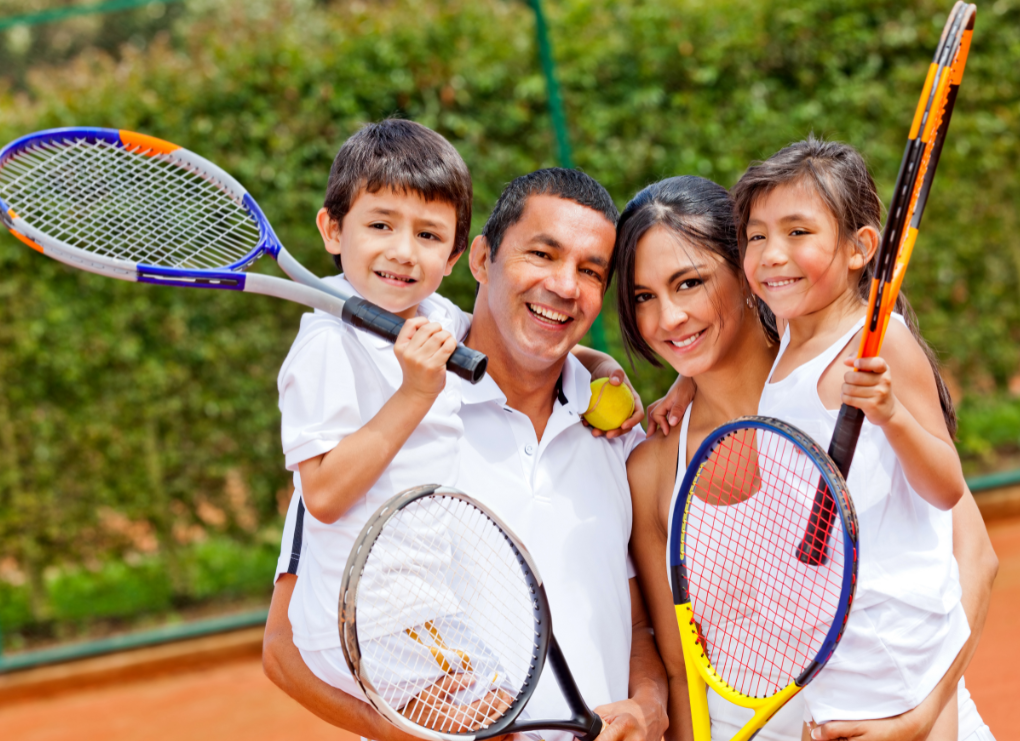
[
  {"x1": 0, "y1": 137, "x2": 262, "y2": 269},
  {"x1": 685, "y1": 429, "x2": 845, "y2": 698},
  {"x1": 354, "y1": 496, "x2": 540, "y2": 735}
]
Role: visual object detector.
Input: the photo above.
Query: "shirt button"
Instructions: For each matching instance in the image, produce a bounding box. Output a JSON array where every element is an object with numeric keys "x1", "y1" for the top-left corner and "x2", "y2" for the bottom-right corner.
[{"x1": 524, "y1": 444, "x2": 535, "y2": 456}]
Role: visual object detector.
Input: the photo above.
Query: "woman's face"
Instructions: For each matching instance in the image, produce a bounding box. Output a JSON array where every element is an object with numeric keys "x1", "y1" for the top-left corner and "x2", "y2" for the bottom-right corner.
[{"x1": 633, "y1": 224, "x2": 750, "y2": 378}]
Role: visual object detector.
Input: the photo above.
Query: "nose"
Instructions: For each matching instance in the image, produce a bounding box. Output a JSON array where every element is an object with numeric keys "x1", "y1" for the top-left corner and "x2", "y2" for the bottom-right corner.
[
  {"x1": 544, "y1": 259, "x2": 581, "y2": 301},
  {"x1": 659, "y1": 296, "x2": 689, "y2": 332},
  {"x1": 385, "y1": 229, "x2": 416, "y2": 265},
  {"x1": 758, "y1": 236, "x2": 787, "y2": 267}
]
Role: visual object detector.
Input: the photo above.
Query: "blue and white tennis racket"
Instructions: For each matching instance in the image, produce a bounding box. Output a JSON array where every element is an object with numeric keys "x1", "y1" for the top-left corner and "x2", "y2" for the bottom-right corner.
[{"x1": 0, "y1": 128, "x2": 487, "y2": 383}]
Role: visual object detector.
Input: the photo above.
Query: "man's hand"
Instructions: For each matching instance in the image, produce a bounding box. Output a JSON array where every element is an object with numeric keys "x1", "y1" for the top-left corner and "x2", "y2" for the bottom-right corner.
[
  {"x1": 582, "y1": 369, "x2": 645, "y2": 439},
  {"x1": 401, "y1": 673, "x2": 513, "y2": 734},
  {"x1": 593, "y1": 697, "x2": 663, "y2": 741},
  {"x1": 808, "y1": 708, "x2": 935, "y2": 741}
]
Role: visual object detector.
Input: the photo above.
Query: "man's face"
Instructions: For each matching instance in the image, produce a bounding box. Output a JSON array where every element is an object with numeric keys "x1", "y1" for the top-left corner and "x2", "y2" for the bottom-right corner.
[{"x1": 471, "y1": 194, "x2": 615, "y2": 369}]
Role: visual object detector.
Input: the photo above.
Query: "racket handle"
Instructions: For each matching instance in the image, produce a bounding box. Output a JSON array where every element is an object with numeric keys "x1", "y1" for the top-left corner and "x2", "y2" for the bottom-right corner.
[
  {"x1": 796, "y1": 404, "x2": 864, "y2": 565},
  {"x1": 341, "y1": 297, "x2": 488, "y2": 384}
]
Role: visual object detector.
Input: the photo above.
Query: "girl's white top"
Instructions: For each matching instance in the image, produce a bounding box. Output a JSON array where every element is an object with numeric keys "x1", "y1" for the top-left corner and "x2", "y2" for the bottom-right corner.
[
  {"x1": 278, "y1": 274, "x2": 470, "y2": 652},
  {"x1": 758, "y1": 316, "x2": 969, "y2": 722}
]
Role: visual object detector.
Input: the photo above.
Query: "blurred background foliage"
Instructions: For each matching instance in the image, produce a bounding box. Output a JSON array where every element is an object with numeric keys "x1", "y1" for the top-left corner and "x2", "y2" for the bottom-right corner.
[{"x1": 0, "y1": 0, "x2": 1018, "y2": 647}]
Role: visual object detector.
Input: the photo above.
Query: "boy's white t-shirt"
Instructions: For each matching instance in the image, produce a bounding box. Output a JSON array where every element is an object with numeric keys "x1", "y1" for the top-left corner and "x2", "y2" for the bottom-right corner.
[{"x1": 278, "y1": 274, "x2": 471, "y2": 652}]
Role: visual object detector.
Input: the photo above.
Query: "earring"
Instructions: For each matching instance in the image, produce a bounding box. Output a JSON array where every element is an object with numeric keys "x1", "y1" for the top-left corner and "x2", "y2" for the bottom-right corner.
[{"x1": 746, "y1": 296, "x2": 754, "y2": 309}]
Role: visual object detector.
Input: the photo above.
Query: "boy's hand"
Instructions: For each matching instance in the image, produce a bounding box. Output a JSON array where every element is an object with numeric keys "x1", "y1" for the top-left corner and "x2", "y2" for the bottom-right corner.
[
  {"x1": 841, "y1": 356, "x2": 897, "y2": 426},
  {"x1": 394, "y1": 317, "x2": 457, "y2": 401}
]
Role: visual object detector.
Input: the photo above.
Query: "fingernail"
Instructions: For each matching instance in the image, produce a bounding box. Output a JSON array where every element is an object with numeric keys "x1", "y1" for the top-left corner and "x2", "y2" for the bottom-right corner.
[{"x1": 669, "y1": 416, "x2": 678, "y2": 426}]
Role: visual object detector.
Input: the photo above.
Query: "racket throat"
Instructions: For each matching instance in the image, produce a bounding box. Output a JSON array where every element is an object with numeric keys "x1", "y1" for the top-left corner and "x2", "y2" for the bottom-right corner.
[{"x1": 510, "y1": 636, "x2": 603, "y2": 741}]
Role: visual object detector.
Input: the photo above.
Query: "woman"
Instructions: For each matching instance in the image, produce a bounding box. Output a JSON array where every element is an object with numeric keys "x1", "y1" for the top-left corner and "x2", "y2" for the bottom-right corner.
[{"x1": 616, "y1": 176, "x2": 998, "y2": 741}]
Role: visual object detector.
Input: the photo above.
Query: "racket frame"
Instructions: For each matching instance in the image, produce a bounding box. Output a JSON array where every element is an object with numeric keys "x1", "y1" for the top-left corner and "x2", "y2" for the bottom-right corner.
[
  {"x1": 669, "y1": 417, "x2": 859, "y2": 741},
  {"x1": 0, "y1": 128, "x2": 487, "y2": 383},
  {"x1": 339, "y1": 484, "x2": 602, "y2": 741}
]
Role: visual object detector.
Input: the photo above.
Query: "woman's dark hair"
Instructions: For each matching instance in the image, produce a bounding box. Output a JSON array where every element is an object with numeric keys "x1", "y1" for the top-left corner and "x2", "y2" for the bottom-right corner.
[
  {"x1": 613, "y1": 175, "x2": 778, "y2": 368},
  {"x1": 730, "y1": 135, "x2": 957, "y2": 436},
  {"x1": 323, "y1": 118, "x2": 472, "y2": 270}
]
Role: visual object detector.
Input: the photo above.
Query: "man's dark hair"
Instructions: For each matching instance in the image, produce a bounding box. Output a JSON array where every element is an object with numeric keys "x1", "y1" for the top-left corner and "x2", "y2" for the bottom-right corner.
[
  {"x1": 323, "y1": 119, "x2": 472, "y2": 270},
  {"x1": 480, "y1": 168, "x2": 619, "y2": 286}
]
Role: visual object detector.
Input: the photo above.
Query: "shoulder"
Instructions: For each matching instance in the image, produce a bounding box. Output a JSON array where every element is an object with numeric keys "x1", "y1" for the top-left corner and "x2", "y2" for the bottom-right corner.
[
  {"x1": 627, "y1": 429, "x2": 675, "y2": 507},
  {"x1": 875, "y1": 317, "x2": 937, "y2": 384},
  {"x1": 278, "y1": 312, "x2": 361, "y2": 392}
]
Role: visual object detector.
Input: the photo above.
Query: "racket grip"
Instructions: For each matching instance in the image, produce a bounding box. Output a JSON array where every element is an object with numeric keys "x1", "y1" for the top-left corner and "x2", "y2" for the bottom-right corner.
[
  {"x1": 341, "y1": 297, "x2": 488, "y2": 384},
  {"x1": 796, "y1": 404, "x2": 864, "y2": 565}
]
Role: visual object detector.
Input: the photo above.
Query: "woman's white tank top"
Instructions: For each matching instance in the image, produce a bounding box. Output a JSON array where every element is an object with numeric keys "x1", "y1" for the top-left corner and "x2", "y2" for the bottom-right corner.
[
  {"x1": 667, "y1": 404, "x2": 806, "y2": 740},
  {"x1": 758, "y1": 316, "x2": 970, "y2": 722}
]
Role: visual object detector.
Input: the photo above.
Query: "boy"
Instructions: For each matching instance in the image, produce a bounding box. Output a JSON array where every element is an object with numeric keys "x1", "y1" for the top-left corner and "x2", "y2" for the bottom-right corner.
[{"x1": 278, "y1": 118, "x2": 474, "y2": 701}]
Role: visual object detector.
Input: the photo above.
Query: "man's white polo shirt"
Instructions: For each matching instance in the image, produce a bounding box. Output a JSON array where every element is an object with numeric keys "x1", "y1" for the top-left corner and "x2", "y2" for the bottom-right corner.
[{"x1": 454, "y1": 354, "x2": 642, "y2": 739}]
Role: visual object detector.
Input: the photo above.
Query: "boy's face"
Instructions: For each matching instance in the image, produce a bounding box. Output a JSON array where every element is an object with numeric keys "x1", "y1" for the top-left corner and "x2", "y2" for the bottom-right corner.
[{"x1": 317, "y1": 187, "x2": 461, "y2": 319}]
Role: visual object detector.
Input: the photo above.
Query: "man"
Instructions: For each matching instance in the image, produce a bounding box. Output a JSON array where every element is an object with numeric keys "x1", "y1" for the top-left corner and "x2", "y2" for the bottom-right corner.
[{"x1": 264, "y1": 169, "x2": 669, "y2": 741}]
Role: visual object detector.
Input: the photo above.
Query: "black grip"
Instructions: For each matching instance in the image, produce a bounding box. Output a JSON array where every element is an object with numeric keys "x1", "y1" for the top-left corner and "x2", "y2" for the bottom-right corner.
[
  {"x1": 796, "y1": 404, "x2": 865, "y2": 566},
  {"x1": 341, "y1": 297, "x2": 488, "y2": 384}
]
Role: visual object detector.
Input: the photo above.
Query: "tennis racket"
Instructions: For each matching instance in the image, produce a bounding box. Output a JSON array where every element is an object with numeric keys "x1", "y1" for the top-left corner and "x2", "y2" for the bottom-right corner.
[
  {"x1": 797, "y1": 2, "x2": 975, "y2": 564},
  {"x1": 0, "y1": 127, "x2": 487, "y2": 383},
  {"x1": 669, "y1": 417, "x2": 859, "y2": 741},
  {"x1": 339, "y1": 484, "x2": 603, "y2": 741}
]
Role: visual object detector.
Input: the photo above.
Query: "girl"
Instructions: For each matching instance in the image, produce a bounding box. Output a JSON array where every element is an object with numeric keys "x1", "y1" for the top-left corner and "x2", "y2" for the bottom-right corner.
[{"x1": 732, "y1": 137, "x2": 970, "y2": 738}]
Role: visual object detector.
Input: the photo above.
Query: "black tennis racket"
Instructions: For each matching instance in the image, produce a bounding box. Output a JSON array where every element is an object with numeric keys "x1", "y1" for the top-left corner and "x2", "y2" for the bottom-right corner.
[
  {"x1": 0, "y1": 128, "x2": 487, "y2": 383},
  {"x1": 339, "y1": 484, "x2": 603, "y2": 741},
  {"x1": 670, "y1": 417, "x2": 859, "y2": 740},
  {"x1": 797, "y1": 2, "x2": 975, "y2": 565}
]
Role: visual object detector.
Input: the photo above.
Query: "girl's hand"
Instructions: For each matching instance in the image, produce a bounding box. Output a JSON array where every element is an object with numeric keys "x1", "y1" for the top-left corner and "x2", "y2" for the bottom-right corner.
[
  {"x1": 646, "y1": 375, "x2": 696, "y2": 437},
  {"x1": 582, "y1": 369, "x2": 645, "y2": 440},
  {"x1": 841, "y1": 356, "x2": 898, "y2": 427},
  {"x1": 394, "y1": 317, "x2": 456, "y2": 402}
]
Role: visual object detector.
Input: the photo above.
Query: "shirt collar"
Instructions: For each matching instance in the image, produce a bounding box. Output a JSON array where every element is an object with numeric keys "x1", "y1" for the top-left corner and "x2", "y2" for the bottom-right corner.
[
  {"x1": 332, "y1": 274, "x2": 450, "y2": 349},
  {"x1": 460, "y1": 351, "x2": 592, "y2": 413}
]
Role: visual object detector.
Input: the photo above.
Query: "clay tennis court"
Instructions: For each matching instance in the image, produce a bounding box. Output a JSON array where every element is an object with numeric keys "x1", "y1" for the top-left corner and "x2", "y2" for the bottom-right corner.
[{"x1": 2, "y1": 514, "x2": 1017, "y2": 740}]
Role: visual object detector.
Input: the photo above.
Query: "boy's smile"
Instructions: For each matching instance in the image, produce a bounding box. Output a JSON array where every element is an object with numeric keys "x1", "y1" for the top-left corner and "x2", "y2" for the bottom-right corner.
[{"x1": 317, "y1": 187, "x2": 461, "y2": 319}]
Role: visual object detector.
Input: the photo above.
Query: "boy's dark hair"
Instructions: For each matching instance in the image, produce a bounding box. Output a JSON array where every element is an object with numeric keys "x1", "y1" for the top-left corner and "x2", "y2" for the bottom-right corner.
[
  {"x1": 480, "y1": 168, "x2": 619, "y2": 288},
  {"x1": 614, "y1": 176, "x2": 778, "y2": 368},
  {"x1": 323, "y1": 119, "x2": 472, "y2": 270},
  {"x1": 731, "y1": 135, "x2": 957, "y2": 436}
]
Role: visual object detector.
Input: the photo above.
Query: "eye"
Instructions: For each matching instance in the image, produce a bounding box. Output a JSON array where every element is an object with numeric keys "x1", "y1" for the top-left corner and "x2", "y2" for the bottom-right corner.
[
  {"x1": 369, "y1": 222, "x2": 390, "y2": 231},
  {"x1": 580, "y1": 267, "x2": 605, "y2": 283},
  {"x1": 676, "y1": 278, "x2": 703, "y2": 291},
  {"x1": 530, "y1": 250, "x2": 551, "y2": 260},
  {"x1": 790, "y1": 228, "x2": 810, "y2": 237},
  {"x1": 747, "y1": 233, "x2": 765, "y2": 242},
  {"x1": 418, "y1": 231, "x2": 439, "y2": 241},
  {"x1": 634, "y1": 291, "x2": 655, "y2": 304}
]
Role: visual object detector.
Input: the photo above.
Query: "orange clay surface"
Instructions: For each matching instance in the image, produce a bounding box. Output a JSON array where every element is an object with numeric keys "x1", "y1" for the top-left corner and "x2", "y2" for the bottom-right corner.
[{"x1": 1, "y1": 516, "x2": 1017, "y2": 741}]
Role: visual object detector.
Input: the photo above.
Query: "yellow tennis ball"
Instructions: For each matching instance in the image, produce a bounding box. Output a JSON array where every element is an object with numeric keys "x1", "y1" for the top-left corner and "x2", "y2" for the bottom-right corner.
[{"x1": 583, "y1": 377, "x2": 635, "y2": 431}]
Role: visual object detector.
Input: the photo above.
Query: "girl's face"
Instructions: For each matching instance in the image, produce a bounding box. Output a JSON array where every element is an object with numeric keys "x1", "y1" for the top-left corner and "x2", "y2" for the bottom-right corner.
[
  {"x1": 633, "y1": 224, "x2": 749, "y2": 378},
  {"x1": 743, "y1": 180, "x2": 865, "y2": 321}
]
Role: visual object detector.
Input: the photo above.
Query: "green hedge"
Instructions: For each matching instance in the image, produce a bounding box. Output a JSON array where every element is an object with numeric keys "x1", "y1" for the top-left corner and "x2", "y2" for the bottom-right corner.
[{"x1": 0, "y1": 0, "x2": 1018, "y2": 632}]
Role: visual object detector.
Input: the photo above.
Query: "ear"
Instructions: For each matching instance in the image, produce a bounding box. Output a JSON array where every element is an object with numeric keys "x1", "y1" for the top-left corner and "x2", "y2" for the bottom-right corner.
[
  {"x1": 444, "y1": 246, "x2": 465, "y2": 277},
  {"x1": 849, "y1": 225, "x2": 880, "y2": 270},
  {"x1": 316, "y1": 208, "x2": 343, "y2": 256},
  {"x1": 468, "y1": 234, "x2": 490, "y2": 285}
]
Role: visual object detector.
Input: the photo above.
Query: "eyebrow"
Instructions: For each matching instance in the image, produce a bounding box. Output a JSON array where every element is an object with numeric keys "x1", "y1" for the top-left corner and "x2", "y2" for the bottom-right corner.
[
  {"x1": 747, "y1": 213, "x2": 819, "y2": 227},
  {"x1": 634, "y1": 264, "x2": 706, "y2": 290}
]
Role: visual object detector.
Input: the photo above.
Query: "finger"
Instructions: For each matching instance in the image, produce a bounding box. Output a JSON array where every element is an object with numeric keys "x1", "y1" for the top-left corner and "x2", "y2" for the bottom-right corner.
[
  {"x1": 609, "y1": 369, "x2": 625, "y2": 385},
  {"x1": 620, "y1": 399, "x2": 645, "y2": 432},
  {"x1": 853, "y1": 356, "x2": 888, "y2": 373},
  {"x1": 396, "y1": 316, "x2": 429, "y2": 348},
  {"x1": 843, "y1": 371, "x2": 883, "y2": 388},
  {"x1": 668, "y1": 398, "x2": 685, "y2": 427},
  {"x1": 811, "y1": 721, "x2": 862, "y2": 740}
]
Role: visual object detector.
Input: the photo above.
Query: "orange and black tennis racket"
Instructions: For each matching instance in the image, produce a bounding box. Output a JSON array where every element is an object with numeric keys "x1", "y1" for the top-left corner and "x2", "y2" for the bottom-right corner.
[{"x1": 798, "y1": 2, "x2": 976, "y2": 565}]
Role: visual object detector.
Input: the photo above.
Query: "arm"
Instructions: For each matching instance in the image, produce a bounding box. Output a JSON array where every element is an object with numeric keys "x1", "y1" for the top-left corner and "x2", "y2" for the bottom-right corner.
[
  {"x1": 263, "y1": 574, "x2": 424, "y2": 741},
  {"x1": 594, "y1": 578, "x2": 671, "y2": 741},
  {"x1": 300, "y1": 318, "x2": 456, "y2": 523},
  {"x1": 811, "y1": 487, "x2": 998, "y2": 740},
  {"x1": 645, "y1": 375, "x2": 695, "y2": 438},
  {"x1": 623, "y1": 437, "x2": 693, "y2": 741},
  {"x1": 840, "y1": 321, "x2": 965, "y2": 510},
  {"x1": 571, "y1": 345, "x2": 645, "y2": 439}
]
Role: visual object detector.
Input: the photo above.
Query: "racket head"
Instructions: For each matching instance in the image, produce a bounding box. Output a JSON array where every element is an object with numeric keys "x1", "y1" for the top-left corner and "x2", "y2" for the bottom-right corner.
[
  {"x1": 669, "y1": 417, "x2": 858, "y2": 704},
  {"x1": 0, "y1": 127, "x2": 280, "y2": 285},
  {"x1": 859, "y1": 4, "x2": 976, "y2": 358},
  {"x1": 339, "y1": 485, "x2": 550, "y2": 741}
]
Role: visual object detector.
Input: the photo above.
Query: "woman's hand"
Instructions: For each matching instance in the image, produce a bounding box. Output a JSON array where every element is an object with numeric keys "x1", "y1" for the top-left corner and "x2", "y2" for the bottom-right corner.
[{"x1": 645, "y1": 375, "x2": 696, "y2": 437}]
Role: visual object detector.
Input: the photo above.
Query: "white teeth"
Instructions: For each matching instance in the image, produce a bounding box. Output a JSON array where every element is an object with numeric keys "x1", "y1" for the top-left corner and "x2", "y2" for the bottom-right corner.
[
  {"x1": 669, "y1": 331, "x2": 703, "y2": 348},
  {"x1": 377, "y1": 271, "x2": 414, "y2": 283},
  {"x1": 528, "y1": 304, "x2": 570, "y2": 323},
  {"x1": 765, "y1": 278, "x2": 798, "y2": 288}
]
